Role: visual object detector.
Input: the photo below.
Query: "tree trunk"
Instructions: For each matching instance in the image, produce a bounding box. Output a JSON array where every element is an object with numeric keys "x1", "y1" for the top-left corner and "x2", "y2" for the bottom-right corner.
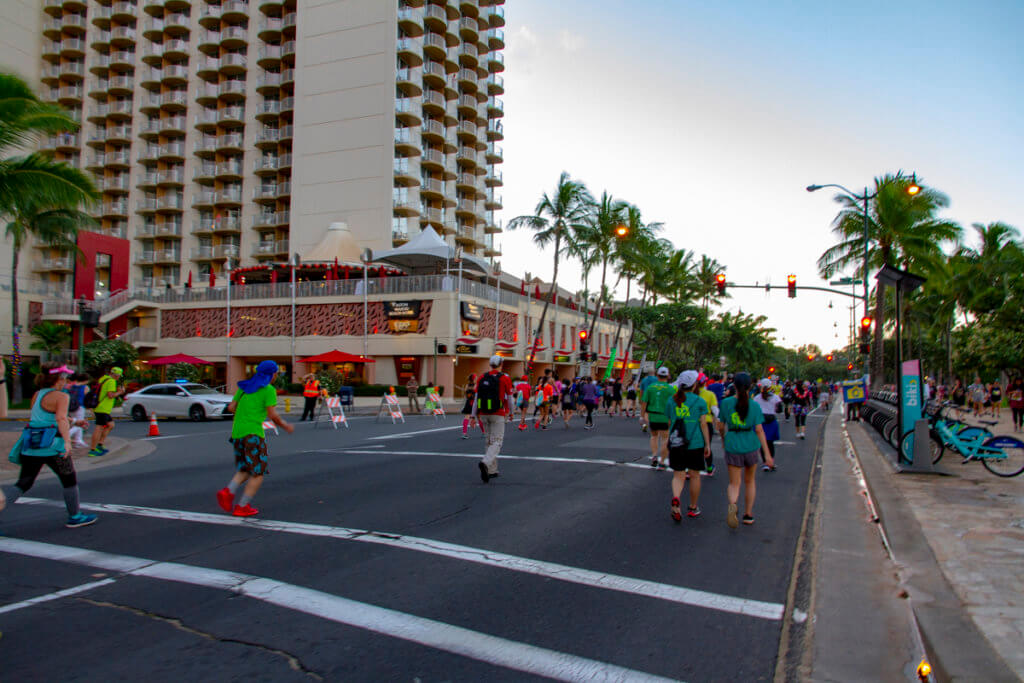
[
  {"x1": 587, "y1": 256, "x2": 608, "y2": 341},
  {"x1": 10, "y1": 245, "x2": 23, "y2": 402},
  {"x1": 526, "y1": 231, "x2": 560, "y2": 375}
]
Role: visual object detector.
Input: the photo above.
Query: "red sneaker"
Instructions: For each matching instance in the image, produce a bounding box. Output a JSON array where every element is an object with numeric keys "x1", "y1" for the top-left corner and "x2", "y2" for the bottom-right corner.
[
  {"x1": 216, "y1": 487, "x2": 234, "y2": 513},
  {"x1": 232, "y1": 503, "x2": 259, "y2": 517}
]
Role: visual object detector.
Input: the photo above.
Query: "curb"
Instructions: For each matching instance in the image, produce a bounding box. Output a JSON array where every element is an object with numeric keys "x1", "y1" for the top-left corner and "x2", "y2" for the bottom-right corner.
[
  {"x1": 845, "y1": 421, "x2": 1019, "y2": 682},
  {"x1": 0, "y1": 437, "x2": 155, "y2": 485}
]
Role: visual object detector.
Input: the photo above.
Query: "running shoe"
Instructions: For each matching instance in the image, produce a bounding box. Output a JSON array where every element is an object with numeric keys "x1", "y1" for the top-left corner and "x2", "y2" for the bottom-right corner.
[
  {"x1": 641, "y1": 423, "x2": 648, "y2": 433},
  {"x1": 73, "y1": 440, "x2": 89, "y2": 449},
  {"x1": 671, "y1": 497, "x2": 682, "y2": 522},
  {"x1": 216, "y1": 487, "x2": 234, "y2": 512},
  {"x1": 651, "y1": 457, "x2": 659, "y2": 468},
  {"x1": 705, "y1": 463, "x2": 715, "y2": 477},
  {"x1": 727, "y1": 503, "x2": 739, "y2": 529},
  {"x1": 687, "y1": 506, "x2": 701, "y2": 518},
  {"x1": 657, "y1": 462, "x2": 667, "y2": 471},
  {"x1": 87, "y1": 448, "x2": 105, "y2": 457},
  {"x1": 232, "y1": 504, "x2": 259, "y2": 517},
  {"x1": 461, "y1": 433, "x2": 468, "y2": 439},
  {"x1": 742, "y1": 515, "x2": 755, "y2": 525},
  {"x1": 478, "y1": 462, "x2": 490, "y2": 483},
  {"x1": 762, "y1": 465, "x2": 772, "y2": 472},
  {"x1": 66, "y1": 513, "x2": 98, "y2": 528}
]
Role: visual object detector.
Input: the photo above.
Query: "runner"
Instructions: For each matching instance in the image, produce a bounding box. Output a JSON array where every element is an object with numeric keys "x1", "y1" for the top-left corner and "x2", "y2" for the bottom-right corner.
[
  {"x1": 461, "y1": 373, "x2": 485, "y2": 439},
  {"x1": 968, "y1": 376, "x2": 986, "y2": 418},
  {"x1": 88, "y1": 366, "x2": 124, "y2": 457},
  {"x1": 216, "y1": 360, "x2": 294, "y2": 517},
  {"x1": 642, "y1": 367, "x2": 676, "y2": 470},
  {"x1": 792, "y1": 380, "x2": 810, "y2": 440},
  {"x1": 753, "y1": 379, "x2": 783, "y2": 471},
  {"x1": 1, "y1": 363, "x2": 98, "y2": 528},
  {"x1": 513, "y1": 374, "x2": 531, "y2": 430},
  {"x1": 1007, "y1": 376, "x2": 1023, "y2": 432},
  {"x1": 611, "y1": 378, "x2": 623, "y2": 416},
  {"x1": 473, "y1": 355, "x2": 513, "y2": 483},
  {"x1": 818, "y1": 381, "x2": 832, "y2": 412},
  {"x1": 638, "y1": 368, "x2": 658, "y2": 432},
  {"x1": 781, "y1": 380, "x2": 794, "y2": 422},
  {"x1": 665, "y1": 370, "x2": 710, "y2": 521},
  {"x1": 706, "y1": 373, "x2": 725, "y2": 403},
  {"x1": 625, "y1": 379, "x2": 638, "y2": 417},
  {"x1": 696, "y1": 373, "x2": 720, "y2": 476},
  {"x1": 988, "y1": 380, "x2": 1002, "y2": 419},
  {"x1": 719, "y1": 372, "x2": 773, "y2": 528},
  {"x1": 580, "y1": 376, "x2": 600, "y2": 429},
  {"x1": 560, "y1": 376, "x2": 576, "y2": 428}
]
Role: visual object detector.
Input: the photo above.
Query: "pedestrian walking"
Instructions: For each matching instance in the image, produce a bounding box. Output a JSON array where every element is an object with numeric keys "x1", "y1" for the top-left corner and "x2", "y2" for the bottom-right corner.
[
  {"x1": 968, "y1": 376, "x2": 986, "y2": 418},
  {"x1": 406, "y1": 375, "x2": 421, "y2": 414},
  {"x1": 753, "y1": 379, "x2": 783, "y2": 471},
  {"x1": 638, "y1": 368, "x2": 657, "y2": 432},
  {"x1": 300, "y1": 373, "x2": 320, "y2": 421},
  {"x1": 560, "y1": 377, "x2": 576, "y2": 428},
  {"x1": 988, "y1": 380, "x2": 1002, "y2": 419},
  {"x1": 781, "y1": 381, "x2": 794, "y2": 421},
  {"x1": 474, "y1": 356, "x2": 513, "y2": 483},
  {"x1": 665, "y1": 370, "x2": 710, "y2": 521},
  {"x1": 642, "y1": 367, "x2": 676, "y2": 469},
  {"x1": 66, "y1": 372, "x2": 91, "y2": 449},
  {"x1": 611, "y1": 378, "x2": 623, "y2": 416},
  {"x1": 792, "y1": 381, "x2": 810, "y2": 439},
  {"x1": 719, "y1": 372, "x2": 773, "y2": 528},
  {"x1": 696, "y1": 373, "x2": 719, "y2": 476},
  {"x1": 461, "y1": 373, "x2": 485, "y2": 438},
  {"x1": 88, "y1": 366, "x2": 124, "y2": 457},
  {"x1": 216, "y1": 360, "x2": 294, "y2": 517},
  {"x1": 625, "y1": 379, "x2": 638, "y2": 417},
  {"x1": 1007, "y1": 377, "x2": 1024, "y2": 432},
  {"x1": 513, "y1": 374, "x2": 531, "y2": 430},
  {"x1": 580, "y1": 376, "x2": 600, "y2": 429},
  {"x1": 2, "y1": 363, "x2": 98, "y2": 528}
]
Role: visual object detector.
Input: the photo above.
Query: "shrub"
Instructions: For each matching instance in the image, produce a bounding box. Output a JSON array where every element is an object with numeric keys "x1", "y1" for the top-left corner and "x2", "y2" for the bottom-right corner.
[{"x1": 166, "y1": 362, "x2": 200, "y2": 383}]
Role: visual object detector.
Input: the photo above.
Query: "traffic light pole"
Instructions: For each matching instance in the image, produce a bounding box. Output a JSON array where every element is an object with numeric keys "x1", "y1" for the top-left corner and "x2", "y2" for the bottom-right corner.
[{"x1": 722, "y1": 283, "x2": 868, "y2": 301}]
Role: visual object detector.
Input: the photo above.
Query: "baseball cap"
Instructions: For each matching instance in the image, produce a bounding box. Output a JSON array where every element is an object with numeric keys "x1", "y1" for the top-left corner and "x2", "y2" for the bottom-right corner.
[
  {"x1": 657, "y1": 366, "x2": 670, "y2": 377},
  {"x1": 759, "y1": 378, "x2": 772, "y2": 388},
  {"x1": 488, "y1": 355, "x2": 502, "y2": 367},
  {"x1": 110, "y1": 366, "x2": 123, "y2": 376},
  {"x1": 677, "y1": 370, "x2": 699, "y2": 387},
  {"x1": 697, "y1": 372, "x2": 708, "y2": 384},
  {"x1": 733, "y1": 372, "x2": 752, "y2": 390}
]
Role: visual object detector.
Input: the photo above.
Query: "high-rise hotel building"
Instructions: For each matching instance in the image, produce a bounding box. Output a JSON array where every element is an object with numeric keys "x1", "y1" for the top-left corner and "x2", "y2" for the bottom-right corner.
[{"x1": 9, "y1": 0, "x2": 505, "y2": 297}]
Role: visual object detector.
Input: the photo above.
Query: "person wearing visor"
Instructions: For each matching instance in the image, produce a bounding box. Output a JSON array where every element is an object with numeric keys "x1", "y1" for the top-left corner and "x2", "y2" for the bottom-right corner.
[
  {"x1": 216, "y1": 360, "x2": 293, "y2": 517},
  {"x1": 718, "y1": 372, "x2": 773, "y2": 528},
  {"x1": 1, "y1": 363, "x2": 98, "y2": 528}
]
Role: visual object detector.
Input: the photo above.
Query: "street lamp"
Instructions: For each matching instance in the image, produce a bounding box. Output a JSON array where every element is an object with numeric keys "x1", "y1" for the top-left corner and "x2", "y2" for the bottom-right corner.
[
  {"x1": 614, "y1": 224, "x2": 628, "y2": 238},
  {"x1": 806, "y1": 182, "x2": 874, "y2": 323}
]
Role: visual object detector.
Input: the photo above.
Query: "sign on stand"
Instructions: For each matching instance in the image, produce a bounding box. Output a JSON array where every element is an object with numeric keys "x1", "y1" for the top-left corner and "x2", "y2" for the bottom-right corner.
[
  {"x1": 262, "y1": 420, "x2": 278, "y2": 435},
  {"x1": 841, "y1": 378, "x2": 866, "y2": 404},
  {"x1": 579, "y1": 362, "x2": 593, "y2": 377},
  {"x1": 315, "y1": 395, "x2": 349, "y2": 430},
  {"x1": 377, "y1": 393, "x2": 405, "y2": 423}
]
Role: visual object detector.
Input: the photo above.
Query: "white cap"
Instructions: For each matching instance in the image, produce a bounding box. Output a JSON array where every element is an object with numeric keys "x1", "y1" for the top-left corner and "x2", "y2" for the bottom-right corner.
[
  {"x1": 759, "y1": 378, "x2": 772, "y2": 388},
  {"x1": 657, "y1": 366, "x2": 670, "y2": 377},
  {"x1": 489, "y1": 355, "x2": 502, "y2": 367},
  {"x1": 676, "y1": 370, "x2": 699, "y2": 387}
]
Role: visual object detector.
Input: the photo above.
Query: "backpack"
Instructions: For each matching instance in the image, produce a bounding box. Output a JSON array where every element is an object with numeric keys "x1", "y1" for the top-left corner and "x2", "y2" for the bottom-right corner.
[
  {"x1": 668, "y1": 396, "x2": 696, "y2": 450},
  {"x1": 67, "y1": 386, "x2": 81, "y2": 413},
  {"x1": 476, "y1": 372, "x2": 504, "y2": 413},
  {"x1": 83, "y1": 376, "x2": 107, "y2": 410}
]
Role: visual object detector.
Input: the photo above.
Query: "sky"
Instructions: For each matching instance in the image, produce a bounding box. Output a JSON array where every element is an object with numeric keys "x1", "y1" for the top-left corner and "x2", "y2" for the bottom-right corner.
[{"x1": 495, "y1": 0, "x2": 1024, "y2": 353}]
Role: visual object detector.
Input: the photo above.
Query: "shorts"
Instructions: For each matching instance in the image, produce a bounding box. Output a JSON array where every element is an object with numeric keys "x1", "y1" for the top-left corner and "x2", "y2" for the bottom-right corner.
[
  {"x1": 233, "y1": 434, "x2": 270, "y2": 476},
  {"x1": 725, "y1": 449, "x2": 760, "y2": 468},
  {"x1": 648, "y1": 422, "x2": 668, "y2": 433},
  {"x1": 669, "y1": 446, "x2": 706, "y2": 472},
  {"x1": 627, "y1": 391, "x2": 637, "y2": 400},
  {"x1": 95, "y1": 412, "x2": 113, "y2": 426},
  {"x1": 561, "y1": 401, "x2": 574, "y2": 411}
]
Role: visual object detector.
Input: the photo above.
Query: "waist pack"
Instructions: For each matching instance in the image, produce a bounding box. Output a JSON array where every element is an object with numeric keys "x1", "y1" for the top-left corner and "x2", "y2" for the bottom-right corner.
[{"x1": 25, "y1": 425, "x2": 59, "y2": 450}]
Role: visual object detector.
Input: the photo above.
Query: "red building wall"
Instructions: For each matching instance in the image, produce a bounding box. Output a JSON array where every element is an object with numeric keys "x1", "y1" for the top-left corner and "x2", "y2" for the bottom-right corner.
[{"x1": 74, "y1": 231, "x2": 130, "y2": 301}]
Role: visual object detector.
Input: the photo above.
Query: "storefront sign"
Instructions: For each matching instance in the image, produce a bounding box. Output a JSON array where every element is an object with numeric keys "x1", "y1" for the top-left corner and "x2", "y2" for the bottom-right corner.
[
  {"x1": 495, "y1": 349, "x2": 515, "y2": 358},
  {"x1": 384, "y1": 301, "x2": 421, "y2": 333},
  {"x1": 553, "y1": 355, "x2": 571, "y2": 363},
  {"x1": 455, "y1": 344, "x2": 478, "y2": 354},
  {"x1": 461, "y1": 302, "x2": 483, "y2": 321}
]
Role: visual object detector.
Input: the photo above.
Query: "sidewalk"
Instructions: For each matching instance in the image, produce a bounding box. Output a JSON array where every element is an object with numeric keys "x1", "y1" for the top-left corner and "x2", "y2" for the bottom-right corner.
[
  {"x1": 0, "y1": 433, "x2": 155, "y2": 485},
  {"x1": 845, "y1": 412, "x2": 1022, "y2": 680}
]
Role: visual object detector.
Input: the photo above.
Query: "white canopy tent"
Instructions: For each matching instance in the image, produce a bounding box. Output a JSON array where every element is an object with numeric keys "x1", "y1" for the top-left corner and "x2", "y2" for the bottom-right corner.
[{"x1": 370, "y1": 226, "x2": 491, "y2": 276}]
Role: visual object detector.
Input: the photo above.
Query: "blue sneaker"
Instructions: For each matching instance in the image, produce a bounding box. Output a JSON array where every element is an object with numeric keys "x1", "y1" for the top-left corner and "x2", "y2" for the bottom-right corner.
[
  {"x1": 87, "y1": 448, "x2": 105, "y2": 457},
  {"x1": 66, "y1": 513, "x2": 98, "y2": 528}
]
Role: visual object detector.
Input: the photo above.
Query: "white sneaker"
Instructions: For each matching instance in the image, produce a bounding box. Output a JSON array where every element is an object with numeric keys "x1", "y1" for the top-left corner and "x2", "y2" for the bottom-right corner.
[{"x1": 74, "y1": 440, "x2": 89, "y2": 449}]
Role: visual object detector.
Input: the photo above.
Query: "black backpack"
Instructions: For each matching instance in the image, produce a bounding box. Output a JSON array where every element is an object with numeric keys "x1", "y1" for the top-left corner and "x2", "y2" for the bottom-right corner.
[
  {"x1": 83, "y1": 376, "x2": 106, "y2": 410},
  {"x1": 476, "y1": 372, "x2": 504, "y2": 413}
]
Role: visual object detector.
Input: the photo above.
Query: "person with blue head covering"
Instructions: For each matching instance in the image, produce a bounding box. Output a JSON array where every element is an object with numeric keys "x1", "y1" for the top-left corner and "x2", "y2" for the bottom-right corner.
[{"x1": 216, "y1": 360, "x2": 293, "y2": 517}]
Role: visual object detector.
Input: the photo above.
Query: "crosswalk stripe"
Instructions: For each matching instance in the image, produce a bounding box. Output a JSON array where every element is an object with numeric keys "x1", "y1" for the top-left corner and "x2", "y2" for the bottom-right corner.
[
  {"x1": 16, "y1": 497, "x2": 784, "y2": 621},
  {"x1": 0, "y1": 578, "x2": 117, "y2": 614},
  {"x1": 0, "y1": 537, "x2": 678, "y2": 683}
]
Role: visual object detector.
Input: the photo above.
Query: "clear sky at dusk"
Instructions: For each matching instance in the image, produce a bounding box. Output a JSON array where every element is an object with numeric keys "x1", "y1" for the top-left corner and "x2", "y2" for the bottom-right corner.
[{"x1": 496, "y1": 0, "x2": 1024, "y2": 353}]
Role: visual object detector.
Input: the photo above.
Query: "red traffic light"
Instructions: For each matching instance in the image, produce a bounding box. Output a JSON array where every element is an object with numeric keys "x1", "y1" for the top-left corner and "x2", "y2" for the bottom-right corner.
[
  {"x1": 825, "y1": 354, "x2": 834, "y2": 363},
  {"x1": 847, "y1": 362, "x2": 854, "y2": 370},
  {"x1": 578, "y1": 330, "x2": 588, "y2": 341},
  {"x1": 767, "y1": 366, "x2": 776, "y2": 374},
  {"x1": 860, "y1": 316, "x2": 873, "y2": 331},
  {"x1": 715, "y1": 272, "x2": 727, "y2": 294},
  {"x1": 787, "y1": 274, "x2": 797, "y2": 298}
]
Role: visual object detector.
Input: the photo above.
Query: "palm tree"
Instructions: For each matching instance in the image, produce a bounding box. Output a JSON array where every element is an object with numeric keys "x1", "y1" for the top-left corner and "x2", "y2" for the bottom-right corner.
[
  {"x1": 578, "y1": 191, "x2": 628, "y2": 341},
  {"x1": 1, "y1": 72, "x2": 99, "y2": 397},
  {"x1": 816, "y1": 173, "x2": 961, "y2": 387},
  {"x1": 29, "y1": 320, "x2": 72, "y2": 360},
  {"x1": 954, "y1": 222, "x2": 1021, "y2": 316},
  {"x1": 693, "y1": 254, "x2": 727, "y2": 312},
  {"x1": 507, "y1": 171, "x2": 592, "y2": 373}
]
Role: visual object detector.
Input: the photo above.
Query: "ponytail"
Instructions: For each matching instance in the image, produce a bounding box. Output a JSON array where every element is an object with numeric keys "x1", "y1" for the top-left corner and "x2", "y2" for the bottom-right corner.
[
  {"x1": 737, "y1": 384, "x2": 750, "y2": 421},
  {"x1": 674, "y1": 383, "x2": 688, "y2": 406}
]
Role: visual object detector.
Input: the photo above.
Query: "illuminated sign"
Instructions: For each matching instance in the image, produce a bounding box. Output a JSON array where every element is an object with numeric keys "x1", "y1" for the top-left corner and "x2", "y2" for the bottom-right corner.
[
  {"x1": 553, "y1": 355, "x2": 571, "y2": 363},
  {"x1": 455, "y1": 344, "x2": 478, "y2": 354},
  {"x1": 461, "y1": 301, "x2": 483, "y2": 321},
  {"x1": 384, "y1": 301, "x2": 421, "y2": 333}
]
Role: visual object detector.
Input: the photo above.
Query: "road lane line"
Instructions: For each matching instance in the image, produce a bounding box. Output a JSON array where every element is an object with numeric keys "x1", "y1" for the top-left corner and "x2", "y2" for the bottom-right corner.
[
  {"x1": 338, "y1": 449, "x2": 654, "y2": 470},
  {"x1": 0, "y1": 537, "x2": 677, "y2": 683},
  {"x1": 368, "y1": 425, "x2": 468, "y2": 440},
  {"x1": 0, "y1": 578, "x2": 117, "y2": 614},
  {"x1": 16, "y1": 497, "x2": 784, "y2": 621}
]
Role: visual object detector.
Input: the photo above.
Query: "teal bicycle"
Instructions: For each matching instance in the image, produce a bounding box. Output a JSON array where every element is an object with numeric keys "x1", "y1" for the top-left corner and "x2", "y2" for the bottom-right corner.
[{"x1": 899, "y1": 402, "x2": 1024, "y2": 477}]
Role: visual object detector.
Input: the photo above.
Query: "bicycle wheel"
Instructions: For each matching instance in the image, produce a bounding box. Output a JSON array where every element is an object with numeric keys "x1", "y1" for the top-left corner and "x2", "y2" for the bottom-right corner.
[
  {"x1": 980, "y1": 436, "x2": 1024, "y2": 477},
  {"x1": 884, "y1": 421, "x2": 898, "y2": 447},
  {"x1": 899, "y1": 429, "x2": 945, "y2": 465}
]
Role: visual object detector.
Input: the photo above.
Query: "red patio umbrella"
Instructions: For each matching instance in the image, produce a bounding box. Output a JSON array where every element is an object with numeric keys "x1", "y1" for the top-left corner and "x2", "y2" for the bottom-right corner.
[
  {"x1": 332, "y1": 257, "x2": 339, "y2": 280},
  {"x1": 146, "y1": 353, "x2": 214, "y2": 365},
  {"x1": 534, "y1": 284, "x2": 541, "y2": 299}
]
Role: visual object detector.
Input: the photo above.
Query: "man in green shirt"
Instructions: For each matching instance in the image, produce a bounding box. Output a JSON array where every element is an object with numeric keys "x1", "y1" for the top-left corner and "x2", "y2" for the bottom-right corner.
[
  {"x1": 642, "y1": 366, "x2": 676, "y2": 469},
  {"x1": 216, "y1": 360, "x2": 293, "y2": 517},
  {"x1": 89, "y1": 366, "x2": 124, "y2": 457}
]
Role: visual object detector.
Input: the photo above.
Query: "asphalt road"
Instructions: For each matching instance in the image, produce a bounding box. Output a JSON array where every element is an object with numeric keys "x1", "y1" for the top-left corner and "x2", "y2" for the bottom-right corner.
[{"x1": 0, "y1": 406, "x2": 823, "y2": 682}]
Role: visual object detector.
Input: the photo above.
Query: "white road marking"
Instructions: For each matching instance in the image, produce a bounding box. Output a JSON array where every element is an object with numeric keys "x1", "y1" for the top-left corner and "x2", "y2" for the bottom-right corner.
[
  {"x1": 369, "y1": 425, "x2": 464, "y2": 440},
  {"x1": 16, "y1": 497, "x2": 784, "y2": 621},
  {"x1": 338, "y1": 449, "x2": 656, "y2": 470},
  {"x1": 0, "y1": 578, "x2": 116, "y2": 614},
  {"x1": 0, "y1": 537, "x2": 677, "y2": 683}
]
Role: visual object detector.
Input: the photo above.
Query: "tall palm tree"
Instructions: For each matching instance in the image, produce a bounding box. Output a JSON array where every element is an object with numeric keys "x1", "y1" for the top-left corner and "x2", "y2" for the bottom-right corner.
[
  {"x1": 693, "y1": 254, "x2": 727, "y2": 312},
  {"x1": 578, "y1": 191, "x2": 628, "y2": 341},
  {"x1": 954, "y1": 222, "x2": 1021, "y2": 316},
  {"x1": 816, "y1": 173, "x2": 961, "y2": 387},
  {"x1": 1, "y1": 72, "x2": 99, "y2": 398},
  {"x1": 507, "y1": 171, "x2": 592, "y2": 373}
]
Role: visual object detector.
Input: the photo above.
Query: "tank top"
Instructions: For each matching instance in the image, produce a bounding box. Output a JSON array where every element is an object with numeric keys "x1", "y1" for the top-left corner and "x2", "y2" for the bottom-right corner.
[{"x1": 22, "y1": 388, "x2": 66, "y2": 457}]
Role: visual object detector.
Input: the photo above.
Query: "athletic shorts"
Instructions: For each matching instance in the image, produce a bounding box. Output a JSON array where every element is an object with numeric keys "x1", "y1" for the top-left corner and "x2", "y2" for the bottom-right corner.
[
  {"x1": 669, "y1": 446, "x2": 705, "y2": 472},
  {"x1": 94, "y1": 412, "x2": 113, "y2": 426},
  {"x1": 561, "y1": 401, "x2": 574, "y2": 410},
  {"x1": 233, "y1": 434, "x2": 269, "y2": 476},
  {"x1": 725, "y1": 449, "x2": 760, "y2": 468},
  {"x1": 648, "y1": 422, "x2": 668, "y2": 433}
]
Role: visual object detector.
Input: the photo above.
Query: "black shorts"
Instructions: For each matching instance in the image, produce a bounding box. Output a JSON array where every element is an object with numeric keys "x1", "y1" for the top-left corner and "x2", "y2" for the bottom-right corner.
[
  {"x1": 669, "y1": 447, "x2": 706, "y2": 472},
  {"x1": 649, "y1": 422, "x2": 668, "y2": 433},
  {"x1": 95, "y1": 412, "x2": 113, "y2": 426}
]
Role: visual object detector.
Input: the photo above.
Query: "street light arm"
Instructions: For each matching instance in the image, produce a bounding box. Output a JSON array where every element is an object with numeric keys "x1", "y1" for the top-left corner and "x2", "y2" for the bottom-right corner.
[{"x1": 806, "y1": 183, "x2": 875, "y2": 201}]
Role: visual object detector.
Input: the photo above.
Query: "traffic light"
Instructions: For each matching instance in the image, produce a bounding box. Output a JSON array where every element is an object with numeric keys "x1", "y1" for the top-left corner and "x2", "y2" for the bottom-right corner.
[
  {"x1": 825, "y1": 354, "x2": 834, "y2": 363},
  {"x1": 847, "y1": 362, "x2": 854, "y2": 371},
  {"x1": 578, "y1": 330, "x2": 589, "y2": 357},
  {"x1": 860, "y1": 316, "x2": 873, "y2": 337},
  {"x1": 787, "y1": 274, "x2": 796, "y2": 298},
  {"x1": 806, "y1": 354, "x2": 815, "y2": 362},
  {"x1": 436, "y1": 342, "x2": 448, "y2": 354},
  {"x1": 614, "y1": 224, "x2": 629, "y2": 239},
  {"x1": 858, "y1": 342, "x2": 870, "y2": 355},
  {"x1": 767, "y1": 366, "x2": 776, "y2": 374},
  {"x1": 715, "y1": 272, "x2": 726, "y2": 295}
]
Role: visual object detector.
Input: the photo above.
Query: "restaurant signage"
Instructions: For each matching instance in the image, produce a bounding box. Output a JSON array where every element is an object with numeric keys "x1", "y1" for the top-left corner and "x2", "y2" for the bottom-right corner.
[{"x1": 384, "y1": 300, "x2": 421, "y2": 333}]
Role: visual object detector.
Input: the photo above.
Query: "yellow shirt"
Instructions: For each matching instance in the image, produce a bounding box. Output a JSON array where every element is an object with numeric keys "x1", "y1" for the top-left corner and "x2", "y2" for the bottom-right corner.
[{"x1": 699, "y1": 388, "x2": 718, "y2": 423}]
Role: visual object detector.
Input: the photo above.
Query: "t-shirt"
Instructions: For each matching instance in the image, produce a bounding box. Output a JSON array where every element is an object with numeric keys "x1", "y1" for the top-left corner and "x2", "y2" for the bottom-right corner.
[
  {"x1": 542, "y1": 383, "x2": 555, "y2": 402},
  {"x1": 638, "y1": 375, "x2": 658, "y2": 396},
  {"x1": 719, "y1": 396, "x2": 765, "y2": 454},
  {"x1": 753, "y1": 392, "x2": 782, "y2": 418},
  {"x1": 699, "y1": 388, "x2": 718, "y2": 423},
  {"x1": 968, "y1": 383, "x2": 986, "y2": 402},
  {"x1": 664, "y1": 392, "x2": 708, "y2": 449},
  {"x1": 642, "y1": 381, "x2": 675, "y2": 425},
  {"x1": 95, "y1": 375, "x2": 118, "y2": 414},
  {"x1": 580, "y1": 382, "x2": 600, "y2": 404},
  {"x1": 706, "y1": 382, "x2": 724, "y2": 402},
  {"x1": 231, "y1": 385, "x2": 278, "y2": 439},
  {"x1": 513, "y1": 380, "x2": 531, "y2": 404},
  {"x1": 476, "y1": 371, "x2": 514, "y2": 416}
]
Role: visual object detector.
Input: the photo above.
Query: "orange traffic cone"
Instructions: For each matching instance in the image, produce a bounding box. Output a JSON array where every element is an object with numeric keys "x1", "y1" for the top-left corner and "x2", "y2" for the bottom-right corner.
[{"x1": 148, "y1": 413, "x2": 160, "y2": 437}]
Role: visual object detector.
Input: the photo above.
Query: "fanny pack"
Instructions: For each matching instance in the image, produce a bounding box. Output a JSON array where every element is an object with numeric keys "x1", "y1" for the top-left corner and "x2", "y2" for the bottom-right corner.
[{"x1": 24, "y1": 425, "x2": 59, "y2": 450}]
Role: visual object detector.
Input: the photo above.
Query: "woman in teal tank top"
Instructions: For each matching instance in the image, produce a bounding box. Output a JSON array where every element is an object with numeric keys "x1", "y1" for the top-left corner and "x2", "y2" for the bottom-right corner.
[{"x1": 1, "y1": 363, "x2": 97, "y2": 528}]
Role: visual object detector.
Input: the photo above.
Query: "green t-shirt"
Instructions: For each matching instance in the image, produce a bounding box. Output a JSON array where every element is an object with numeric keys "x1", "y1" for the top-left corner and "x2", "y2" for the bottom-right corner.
[
  {"x1": 719, "y1": 396, "x2": 764, "y2": 454},
  {"x1": 642, "y1": 381, "x2": 675, "y2": 425},
  {"x1": 95, "y1": 375, "x2": 118, "y2": 414},
  {"x1": 231, "y1": 385, "x2": 278, "y2": 439},
  {"x1": 664, "y1": 392, "x2": 708, "y2": 449}
]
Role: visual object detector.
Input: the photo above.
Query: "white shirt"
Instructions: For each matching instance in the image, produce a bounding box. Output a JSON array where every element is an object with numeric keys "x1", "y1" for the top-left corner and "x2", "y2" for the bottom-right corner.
[{"x1": 754, "y1": 392, "x2": 782, "y2": 417}]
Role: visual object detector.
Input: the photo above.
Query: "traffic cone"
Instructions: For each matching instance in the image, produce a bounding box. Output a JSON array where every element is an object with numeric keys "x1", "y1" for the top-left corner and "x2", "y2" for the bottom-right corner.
[{"x1": 148, "y1": 413, "x2": 160, "y2": 437}]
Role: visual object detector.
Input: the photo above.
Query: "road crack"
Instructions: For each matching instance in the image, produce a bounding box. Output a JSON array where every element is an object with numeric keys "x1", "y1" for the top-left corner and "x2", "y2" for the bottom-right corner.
[{"x1": 77, "y1": 598, "x2": 323, "y2": 680}]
